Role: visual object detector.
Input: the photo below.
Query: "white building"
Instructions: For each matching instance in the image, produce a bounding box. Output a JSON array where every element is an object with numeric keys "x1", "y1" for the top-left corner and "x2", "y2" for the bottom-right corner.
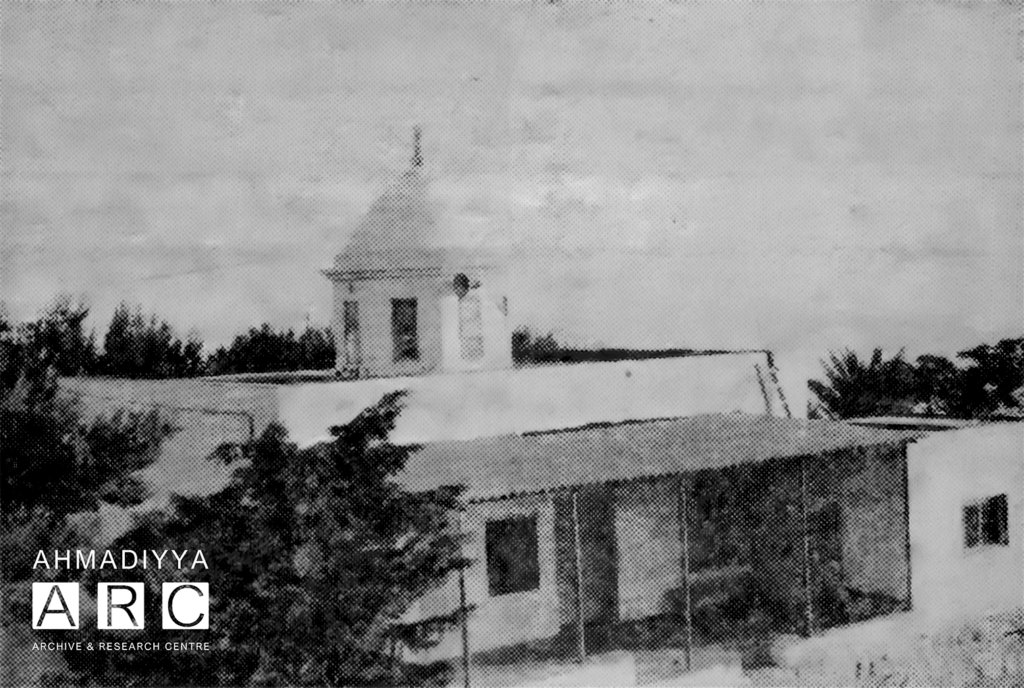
[
  {"x1": 908, "y1": 422, "x2": 1024, "y2": 623},
  {"x1": 60, "y1": 131, "x2": 1021, "y2": 683}
]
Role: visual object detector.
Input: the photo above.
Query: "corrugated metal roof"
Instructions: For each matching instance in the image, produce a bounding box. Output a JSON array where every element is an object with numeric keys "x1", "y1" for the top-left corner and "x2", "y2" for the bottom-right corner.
[{"x1": 398, "y1": 413, "x2": 922, "y2": 502}]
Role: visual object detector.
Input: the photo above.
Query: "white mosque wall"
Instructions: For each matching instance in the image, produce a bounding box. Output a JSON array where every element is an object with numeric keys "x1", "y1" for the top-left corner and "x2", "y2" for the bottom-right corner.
[
  {"x1": 60, "y1": 351, "x2": 785, "y2": 499},
  {"x1": 277, "y1": 351, "x2": 784, "y2": 447},
  {"x1": 331, "y1": 275, "x2": 445, "y2": 378},
  {"x1": 439, "y1": 283, "x2": 513, "y2": 374}
]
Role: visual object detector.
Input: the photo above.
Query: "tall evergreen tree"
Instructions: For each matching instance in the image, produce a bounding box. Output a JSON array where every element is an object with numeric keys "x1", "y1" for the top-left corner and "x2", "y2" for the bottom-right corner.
[
  {"x1": 65, "y1": 392, "x2": 467, "y2": 687},
  {"x1": 2, "y1": 298, "x2": 99, "y2": 380},
  {"x1": 1, "y1": 307, "x2": 170, "y2": 687},
  {"x1": 205, "y1": 324, "x2": 335, "y2": 375},
  {"x1": 511, "y1": 327, "x2": 562, "y2": 365},
  {"x1": 100, "y1": 303, "x2": 204, "y2": 378},
  {"x1": 297, "y1": 324, "x2": 336, "y2": 371}
]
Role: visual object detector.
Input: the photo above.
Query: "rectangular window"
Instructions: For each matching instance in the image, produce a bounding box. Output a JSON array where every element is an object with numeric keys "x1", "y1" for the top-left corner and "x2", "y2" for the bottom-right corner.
[
  {"x1": 810, "y1": 501, "x2": 843, "y2": 564},
  {"x1": 343, "y1": 300, "x2": 360, "y2": 366},
  {"x1": 688, "y1": 469, "x2": 744, "y2": 571},
  {"x1": 485, "y1": 515, "x2": 540, "y2": 596},
  {"x1": 391, "y1": 298, "x2": 419, "y2": 362},
  {"x1": 964, "y1": 494, "x2": 1008, "y2": 548}
]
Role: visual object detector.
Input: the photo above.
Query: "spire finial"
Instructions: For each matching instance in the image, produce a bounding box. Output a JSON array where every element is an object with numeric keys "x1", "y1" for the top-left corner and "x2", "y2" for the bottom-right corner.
[{"x1": 412, "y1": 126, "x2": 422, "y2": 168}]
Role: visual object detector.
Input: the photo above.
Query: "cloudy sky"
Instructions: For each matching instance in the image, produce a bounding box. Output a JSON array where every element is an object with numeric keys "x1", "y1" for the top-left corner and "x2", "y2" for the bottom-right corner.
[{"x1": 2, "y1": 0, "x2": 1021, "y2": 408}]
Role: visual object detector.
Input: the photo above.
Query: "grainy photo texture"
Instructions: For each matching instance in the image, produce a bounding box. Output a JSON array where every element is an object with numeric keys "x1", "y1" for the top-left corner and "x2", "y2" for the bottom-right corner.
[{"x1": 1, "y1": 1, "x2": 1022, "y2": 686}]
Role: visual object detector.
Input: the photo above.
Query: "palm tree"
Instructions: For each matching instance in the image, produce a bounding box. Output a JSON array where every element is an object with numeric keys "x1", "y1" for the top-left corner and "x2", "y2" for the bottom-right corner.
[{"x1": 807, "y1": 348, "x2": 918, "y2": 420}]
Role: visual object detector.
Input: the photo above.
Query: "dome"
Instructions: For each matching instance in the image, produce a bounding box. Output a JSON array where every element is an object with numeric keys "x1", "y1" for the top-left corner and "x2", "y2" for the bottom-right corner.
[{"x1": 331, "y1": 129, "x2": 456, "y2": 278}]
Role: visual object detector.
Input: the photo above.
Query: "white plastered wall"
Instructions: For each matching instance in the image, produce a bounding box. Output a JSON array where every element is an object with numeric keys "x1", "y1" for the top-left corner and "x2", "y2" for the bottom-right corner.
[
  {"x1": 331, "y1": 276, "x2": 444, "y2": 378},
  {"x1": 908, "y1": 424, "x2": 1024, "y2": 623},
  {"x1": 403, "y1": 493, "x2": 561, "y2": 662}
]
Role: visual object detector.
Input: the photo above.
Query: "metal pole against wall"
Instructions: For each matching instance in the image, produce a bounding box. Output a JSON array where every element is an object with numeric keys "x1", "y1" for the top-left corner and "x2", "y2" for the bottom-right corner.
[
  {"x1": 677, "y1": 476, "x2": 694, "y2": 672},
  {"x1": 456, "y1": 509, "x2": 471, "y2": 688},
  {"x1": 571, "y1": 489, "x2": 586, "y2": 663},
  {"x1": 800, "y1": 455, "x2": 814, "y2": 637},
  {"x1": 901, "y1": 444, "x2": 913, "y2": 611}
]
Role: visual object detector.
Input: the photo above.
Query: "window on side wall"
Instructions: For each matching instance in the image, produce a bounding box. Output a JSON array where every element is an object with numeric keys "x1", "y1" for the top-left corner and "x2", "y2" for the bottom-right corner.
[
  {"x1": 391, "y1": 298, "x2": 419, "y2": 362},
  {"x1": 963, "y1": 494, "x2": 1009, "y2": 548},
  {"x1": 343, "y1": 300, "x2": 360, "y2": 366},
  {"x1": 485, "y1": 515, "x2": 540, "y2": 596}
]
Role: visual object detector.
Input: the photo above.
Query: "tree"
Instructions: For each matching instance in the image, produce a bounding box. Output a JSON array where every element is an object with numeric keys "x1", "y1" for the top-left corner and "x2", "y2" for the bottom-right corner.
[
  {"x1": 908, "y1": 352, "x2": 1000, "y2": 419},
  {"x1": 297, "y1": 324, "x2": 336, "y2": 371},
  {"x1": 1, "y1": 298, "x2": 99, "y2": 382},
  {"x1": 809, "y1": 338, "x2": 1024, "y2": 420},
  {"x1": 0, "y1": 307, "x2": 170, "y2": 687},
  {"x1": 65, "y1": 393, "x2": 467, "y2": 687},
  {"x1": 511, "y1": 326, "x2": 698, "y2": 366},
  {"x1": 955, "y1": 338, "x2": 1024, "y2": 416},
  {"x1": 205, "y1": 323, "x2": 335, "y2": 376},
  {"x1": 511, "y1": 327, "x2": 562, "y2": 365},
  {"x1": 100, "y1": 303, "x2": 204, "y2": 378},
  {"x1": 1, "y1": 306, "x2": 166, "y2": 519},
  {"x1": 912, "y1": 354, "x2": 964, "y2": 416},
  {"x1": 807, "y1": 348, "x2": 918, "y2": 419}
]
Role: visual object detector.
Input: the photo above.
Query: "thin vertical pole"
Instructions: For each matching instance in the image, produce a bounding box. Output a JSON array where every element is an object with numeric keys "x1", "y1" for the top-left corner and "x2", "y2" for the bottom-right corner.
[
  {"x1": 677, "y1": 476, "x2": 694, "y2": 672},
  {"x1": 901, "y1": 445, "x2": 913, "y2": 611},
  {"x1": 456, "y1": 509, "x2": 471, "y2": 688},
  {"x1": 800, "y1": 456, "x2": 814, "y2": 636},
  {"x1": 571, "y1": 489, "x2": 586, "y2": 663}
]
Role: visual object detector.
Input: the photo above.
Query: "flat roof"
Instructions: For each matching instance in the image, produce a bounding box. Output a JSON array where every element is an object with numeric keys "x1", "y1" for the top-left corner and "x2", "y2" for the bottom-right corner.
[
  {"x1": 399, "y1": 413, "x2": 922, "y2": 502},
  {"x1": 198, "y1": 349, "x2": 773, "y2": 385},
  {"x1": 845, "y1": 416, "x2": 982, "y2": 431}
]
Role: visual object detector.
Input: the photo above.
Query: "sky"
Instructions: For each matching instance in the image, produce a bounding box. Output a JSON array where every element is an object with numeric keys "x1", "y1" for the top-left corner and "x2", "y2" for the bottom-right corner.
[{"x1": 2, "y1": 0, "x2": 1022, "y2": 412}]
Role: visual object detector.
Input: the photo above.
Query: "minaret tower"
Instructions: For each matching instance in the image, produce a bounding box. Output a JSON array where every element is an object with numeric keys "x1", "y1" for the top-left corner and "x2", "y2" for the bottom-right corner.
[{"x1": 323, "y1": 128, "x2": 511, "y2": 379}]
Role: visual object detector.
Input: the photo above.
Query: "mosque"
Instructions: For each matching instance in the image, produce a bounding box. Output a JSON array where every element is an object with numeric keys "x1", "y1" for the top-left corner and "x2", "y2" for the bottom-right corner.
[{"x1": 61, "y1": 130, "x2": 1022, "y2": 685}]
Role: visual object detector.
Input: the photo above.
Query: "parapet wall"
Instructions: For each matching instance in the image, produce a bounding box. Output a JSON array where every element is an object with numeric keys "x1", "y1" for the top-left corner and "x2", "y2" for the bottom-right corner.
[
  {"x1": 60, "y1": 376, "x2": 281, "y2": 437},
  {"x1": 276, "y1": 352, "x2": 787, "y2": 447}
]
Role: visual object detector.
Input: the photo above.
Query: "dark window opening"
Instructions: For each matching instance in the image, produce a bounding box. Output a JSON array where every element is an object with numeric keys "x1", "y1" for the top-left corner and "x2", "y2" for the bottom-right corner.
[
  {"x1": 964, "y1": 494, "x2": 1008, "y2": 548},
  {"x1": 810, "y1": 501, "x2": 843, "y2": 564},
  {"x1": 343, "y1": 300, "x2": 360, "y2": 366},
  {"x1": 485, "y1": 515, "x2": 540, "y2": 596},
  {"x1": 688, "y1": 470, "x2": 744, "y2": 571},
  {"x1": 391, "y1": 298, "x2": 419, "y2": 362}
]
